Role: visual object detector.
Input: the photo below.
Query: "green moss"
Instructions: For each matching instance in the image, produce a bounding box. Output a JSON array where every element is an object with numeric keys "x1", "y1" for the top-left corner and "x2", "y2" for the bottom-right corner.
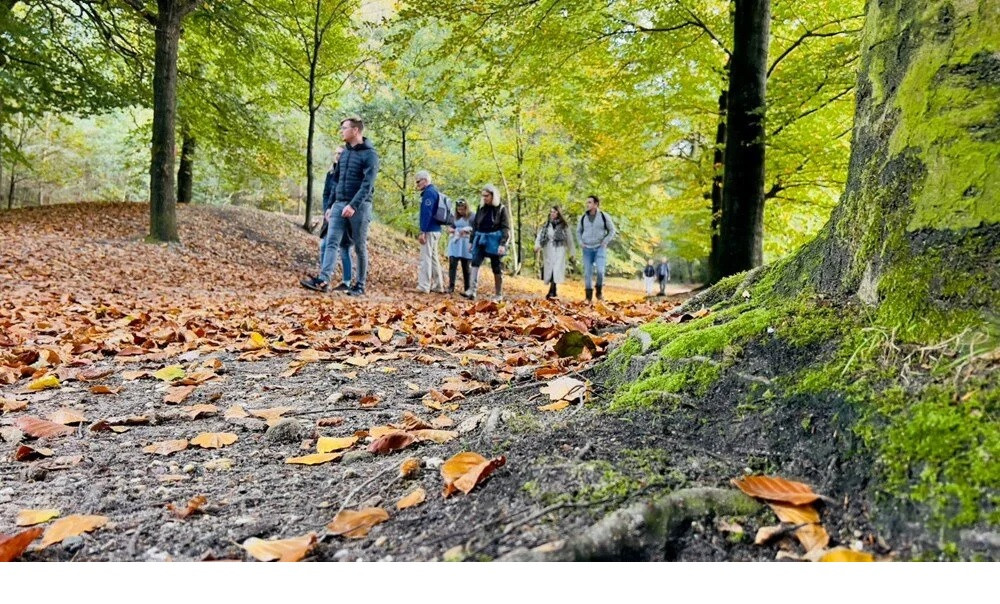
[{"x1": 610, "y1": 360, "x2": 722, "y2": 410}]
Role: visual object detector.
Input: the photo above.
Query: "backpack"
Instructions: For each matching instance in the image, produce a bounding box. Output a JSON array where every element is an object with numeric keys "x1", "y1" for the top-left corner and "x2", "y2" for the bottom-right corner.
[
  {"x1": 433, "y1": 191, "x2": 454, "y2": 226},
  {"x1": 579, "y1": 211, "x2": 610, "y2": 233}
]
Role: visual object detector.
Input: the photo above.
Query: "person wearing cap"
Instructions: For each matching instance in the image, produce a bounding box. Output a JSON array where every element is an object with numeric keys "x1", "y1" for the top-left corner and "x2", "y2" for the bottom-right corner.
[{"x1": 446, "y1": 199, "x2": 474, "y2": 294}]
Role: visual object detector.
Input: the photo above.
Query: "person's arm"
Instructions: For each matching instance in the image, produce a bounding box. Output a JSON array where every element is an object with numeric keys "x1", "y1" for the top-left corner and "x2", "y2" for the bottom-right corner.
[
  {"x1": 601, "y1": 213, "x2": 617, "y2": 247},
  {"x1": 348, "y1": 150, "x2": 378, "y2": 209}
]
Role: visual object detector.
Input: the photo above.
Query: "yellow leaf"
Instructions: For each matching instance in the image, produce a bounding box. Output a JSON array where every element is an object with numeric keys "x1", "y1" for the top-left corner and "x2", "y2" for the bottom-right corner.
[
  {"x1": 819, "y1": 547, "x2": 875, "y2": 562},
  {"x1": 327, "y1": 508, "x2": 389, "y2": 539},
  {"x1": 441, "y1": 452, "x2": 507, "y2": 497},
  {"x1": 377, "y1": 327, "x2": 394, "y2": 343},
  {"x1": 40, "y1": 515, "x2": 108, "y2": 548},
  {"x1": 16, "y1": 508, "x2": 61, "y2": 527},
  {"x1": 538, "y1": 400, "x2": 570, "y2": 412},
  {"x1": 242, "y1": 533, "x2": 316, "y2": 562},
  {"x1": 249, "y1": 407, "x2": 295, "y2": 425},
  {"x1": 27, "y1": 375, "x2": 61, "y2": 391},
  {"x1": 369, "y1": 425, "x2": 397, "y2": 438},
  {"x1": 317, "y1": 436, "x2": 358, "y2": 453},
  {"x1": 396, "y1": 487, "x2": 426, "y2": 510},
  {"x1": 142, "y1": 439, "x2": 189, "y2": 456},
  {"x1": 153, "y1": 365, "x2": 186, "y2": 382},
  {"x1": 286, "y1": 452, "x2": 342, "y2": 465},
  {"x1": 190, "y1": 432, "x2": 238, "y2": 449},
  {"x1": 245, "y1": 332, "x2": 269, "y2": 350}
]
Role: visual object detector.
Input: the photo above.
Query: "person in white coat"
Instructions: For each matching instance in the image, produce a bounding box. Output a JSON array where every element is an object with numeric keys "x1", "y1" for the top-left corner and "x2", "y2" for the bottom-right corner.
[{"x1": 534, "y1": 206, "x2": 575, "y2": 300}]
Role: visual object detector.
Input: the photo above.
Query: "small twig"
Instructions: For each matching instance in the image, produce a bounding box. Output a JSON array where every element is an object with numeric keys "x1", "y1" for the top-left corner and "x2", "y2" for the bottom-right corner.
[{"x1": 288, "y1": 406, "x2": 386, "y2": 416}]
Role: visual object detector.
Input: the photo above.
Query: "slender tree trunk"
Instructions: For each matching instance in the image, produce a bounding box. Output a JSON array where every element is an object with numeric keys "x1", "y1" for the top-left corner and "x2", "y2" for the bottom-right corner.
[
  {"x1": 708, "y1": 88, "x2": 728, "y2": 283},
  {"x1": 305, "y1": 104, "x2": 316, "y2": 231},
  {"x1": 514, "y1": 113, "x2": 524, "y2": 274},
  {"x1": 717, "y1": 0, "x2": 770, "y2": 278},
  {"x1": 7, "y1": 165, "x2": 14, "y2": 208},
  {"x1": 177, "y1": 123, "x2": 195, "y2": 204},
  {"x1": 400, "y1": 125, "x2": 409, "y2": 209},
  {"x1": 148, "y1": 9, "x2": 183, "y2": 242}
]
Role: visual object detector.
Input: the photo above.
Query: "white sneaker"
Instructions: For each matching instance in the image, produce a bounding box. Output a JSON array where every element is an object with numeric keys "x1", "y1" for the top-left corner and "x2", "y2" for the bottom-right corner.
[{"x1": 492, "y1": 294, "x2": 503, "y2": 302}]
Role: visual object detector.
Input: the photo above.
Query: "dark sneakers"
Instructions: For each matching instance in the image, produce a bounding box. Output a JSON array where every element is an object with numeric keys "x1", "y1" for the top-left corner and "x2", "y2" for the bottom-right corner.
[
  {"x1": 347, "y1": 286, "x2": 365, "y2": 297},
  {"x1": 300, "y1": 277, "x2": 329, "y2": 292},
  {"x1": 332, "y1": 282, "x2": 351, "y2": 292}
]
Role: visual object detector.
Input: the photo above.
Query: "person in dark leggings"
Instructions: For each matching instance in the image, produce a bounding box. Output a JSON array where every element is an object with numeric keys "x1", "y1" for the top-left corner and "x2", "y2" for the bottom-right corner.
[
  {"x1": 446, "y1": 199, "x2": 474, "y2": 293},
  {"x1": 461, "y1": 184, "x2": 510, "y2": 301}
]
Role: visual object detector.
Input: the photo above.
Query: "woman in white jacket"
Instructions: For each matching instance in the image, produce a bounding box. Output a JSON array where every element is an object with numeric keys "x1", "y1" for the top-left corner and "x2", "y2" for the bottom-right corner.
[{"x1": 534, "y1": 206, "x2": 575, "y2": 300}]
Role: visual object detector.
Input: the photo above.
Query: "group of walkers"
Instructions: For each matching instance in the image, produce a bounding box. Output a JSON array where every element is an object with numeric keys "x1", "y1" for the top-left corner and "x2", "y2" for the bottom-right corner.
[{"x1": 299, "y1": 116, "x2": 669, "y2": 302}]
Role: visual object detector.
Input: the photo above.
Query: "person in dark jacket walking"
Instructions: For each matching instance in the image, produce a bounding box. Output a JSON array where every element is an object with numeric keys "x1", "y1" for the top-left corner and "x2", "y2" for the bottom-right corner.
[
  {"x1": 643, "y1": 259, "x2": 656, "y2": 296},
  {"x1": 461, "y1": 184, "x2": 510, "y2": 302},
  {"x1": 656, "y1": 257, "x2": 671, "y2": 296},
  {"x1": 301, "y1": 117, "x2": 379, "y2": 296}
]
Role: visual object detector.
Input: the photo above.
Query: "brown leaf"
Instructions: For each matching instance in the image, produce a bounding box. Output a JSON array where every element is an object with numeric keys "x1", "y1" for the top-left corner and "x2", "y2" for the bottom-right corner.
[
  {"x1": 142, "y1": 439, "x2": 189, "y2": 455},
  {"x1": 285, "y1": 452, "x2": 342, "y2": 465},
  {"x1": 399, "y1": 457, "x2": 421, "y2": 478},
  {"x1": 40, "y1": 514, "x2": 108, "y2": 548},
  {"x1": 327, "y1": 508, "x2": 390, "y2": 539},
  {"x1": 0, "y1": 527, "x2": 44, "y2": 562},
  {"x1": 224, "y1": 404, "x2": 249, "y2": 419},
  {"x1": 46, "y1": 408, "x2": 87, "y2": 425},
  {"x1": 441, "y1": 452, "x2": 507, "y2": 497},
  {"x1": 1, "y1": 397, "x2": 28, "y2": 413},
  {"x1": 181, "y1": 404, "x2": 219, "y2": 419},
  {"x1": 317, "y1": 416, "x2": 344, "y2": 427},
  {"x1": 163, "y1": 385, "x2": 197, "y2": 404},
  {"x1": 396, "y1": 487, "x2": 426, "y2": 510},
  {"x1": 397, "y1": 410, "x2": 432, "y2": 430},
  {"x1": 166, "y1": 495, "x2": 207, "y2": 519},
  {"x1": 538, "y1": 400, "x2": 570, "y2": 412},
  {"x1": 78, "y1": 367, "x2": 113, "y2": 382},
  {"x1": 243, "y1": 533, "x2": 316, "y2": 562},
  {"x1": 14, "y1": 444, "x2": 54, "y2": 461},
  {"x1": 731, "y1": 475, "x2": 822, "y2": 506},
  {"x1": 359, "y1": 394, "x2": 380, "y2": 408},
  {"x1": 377, "y1": 327, "x2": 394, "y2": 343},
  {"x1": 13, "y1": 416, "x2": 75, "y2": 439},
  {"x1": 431, "y1": 414, "x2": 454, "y2": 429},
  {"x1": 249, "y1": 406, "x2": 295, "y2": 425},
  {"x1": 16, "y1": 508, "x2": 60, "y2": 527},
  {"x1": 121, "y1": 370, "x2": 150, "y2": 380},
  {"x1": 539, "y1": 376, "x2": 587, "y2": 403},
  {"x1": 88, "y1": 385, "x2": 120, "y2": 395},
  {"x1": 190, "y1": 432, "x2": 238, "y2": 449},
  {"x1": 368, "y1": 431, "x2": 416, "y2": 455},
  {"x1": 409, "y1": 429, "x2": 458, "y2": 444}
]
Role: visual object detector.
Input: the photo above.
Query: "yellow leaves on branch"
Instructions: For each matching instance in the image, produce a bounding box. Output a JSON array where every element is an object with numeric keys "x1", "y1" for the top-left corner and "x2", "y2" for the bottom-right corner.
[
  {"x1": 243, "y1": 533, "x2": 316, "y2": 562},
  {"x1": 327, "y1": 508, "x2": 389, "y2": 539},
  {"x1": 190, "y1": 432, "x2": 238, "y2": 449},
  {"x1": 39, "y1": 515, "x2": 108, "y2": 548},
  {"x1": 441, "y1": 452, "x2": 507, "y2": 498}
]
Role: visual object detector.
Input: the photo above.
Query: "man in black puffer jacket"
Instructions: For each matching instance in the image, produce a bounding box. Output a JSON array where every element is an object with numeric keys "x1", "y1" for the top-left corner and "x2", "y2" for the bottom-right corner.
[{"x1": 302, "y1": 117, "x2": 379, "y2": 296}]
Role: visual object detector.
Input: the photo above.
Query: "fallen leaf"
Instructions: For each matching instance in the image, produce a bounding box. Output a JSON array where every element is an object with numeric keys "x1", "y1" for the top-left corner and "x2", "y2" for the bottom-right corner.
[
  {"x1": 121, "y1": 370, "x2": 150, "y2": 380},
  {"x1": 793, "y1": 523, "x2": 830, "y2": 553},
  {"x1": 142, "y1": 439, "x2": 189, "y2": 456},
  {"x1": 249, "y1": 407, "x2": 295, "y2": 425},
  {"x1": 242, "y1": 533, "x2": 316, "y2": 562},
  {"x1": 441, "y1": 452, "x2": 507, "y2": 497},
  {"x1": 27, "y1": 374, "x2": 61, "y2": 391},
  {"x1": 182, "y1": 404, "x2": 219, "y2": 419},
  {"x1": 153, "y1": 365, "x2": 186, "y2": 382},
  {"x1": 731, "y1": 475, "x2": 822, "y2": 506},
  {"x1": 46, "y1": 408, "x2": 87, "y2": 425},
  {"x1": 40, "y1": 515, "x2": 108, "y2": 548},
  {"x1": 317, "y1": 416, "x2": 344, "y2": 427},
  {"x1": 224, "y1": 404, "x2": 249, "y2": 419},
  {"x1": 1, "y1": 397, "x2": 28, "y2": 413},
  {"x1": 754, "y1": 524, "x2": 790, "y2": 545},
  {"x1": 819, "y1": 547, "x2": 875, "y2": 562},
  {"x1": 344, "y1": 355, "x2": 370, "y2": 367},
  {"x1": 369, "y1": 425, "x2": 396, "y2": 438},
  {"x1": 368, "y1": 431, "x2": 416, "y2": 454},
  {"x1": 316, "y1": 436, "x2": 358, "y2": 453},
  {"x1": 78, "y1": 367, "x2": 113, "y2": 381},
  {"x1": 13, "y1": 416, "x2": 75, "y2": 439},
  {"x1": 399, "y1": 457, "x2": 421, "y2": 478},
  {"x1": 163, "y1": 385, "x2": 197, "y2": 404},
  {"x1": 409, "y1": 429, "x2": 458, "y2": 444},
  {"x1": 203, "y1": 458, "x2": 233, "y2": 471},
  {"x1": 377, "y1": 327, "x2": 394, "y2": 343},
  {"x1": 89, "y1": 385, "x2": 120, "y2": 395},
  {"x1": 327, "y1": 508, "x2": 390, "y2": 539},
  {"x1": 286, "y1": 452, "x2": 342, "y2": 465},
  {"x1": 177, "y1": 370, "x2": 218, "y2": 386},
  {"x1": 538, "y1": 400, "x2": 570, "y2": 412},
  {"x1": 539, "y1": 376, "x2": 587, "y2": 403},
  {"x1": 396, "y1": 488, "x2": 426, "y2": 510},
  {"x1": 554, "y1": 330, "x2": 596, "y2": 358},
  {"x1": 158, "y1": 474, "x2": 188, "y2": 482},
  {"x1": 190, "y1": 432, "x2": 238, "y2": 449},
  {"x1": 14, "y1": 444, "x2": 54, "y2": 461},
  {"x1": 243, "y1": 332, "x2": 269, "y2": 351},
  {"x1": 767, "y1": 501, "x2": 820, "y2": 525},
  {"x1": 431, "y1": 415, "x2": 454, "y2": 429},
  {"x1": 166, "y1": 495, "x2": 207, "y2": 519},
  {"x1": 359, "y1": 394, "x2": 380, "y2": 408},
  {"x1": 0, "y1": 527, "x2": 44, "y2": 561}
]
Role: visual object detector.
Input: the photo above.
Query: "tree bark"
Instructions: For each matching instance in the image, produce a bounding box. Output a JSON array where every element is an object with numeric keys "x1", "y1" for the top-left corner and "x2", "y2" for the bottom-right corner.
[
  {"x1": 400, "y1": 125, "x2": 409, "y2": 209},
  {"x1": 177, "y1": 123, "x2": 195, "y2": 204},
  {"x1": 708, "y1": 88, "x2": 728, "y2": 283},
  {"x1": 148, "y1": 7, "x2": 183, "y2": 242},
  {"x1": 717, "y1": 0, "x2": 770, "y2": 278},
  {"x1": 304, "y1": 104, "x2": 316, "y2": 231}
]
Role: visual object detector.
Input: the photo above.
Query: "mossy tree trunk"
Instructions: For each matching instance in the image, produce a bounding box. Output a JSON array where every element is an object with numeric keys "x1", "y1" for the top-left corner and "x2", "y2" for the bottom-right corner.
[
  {"x1": 783, "y1": 0, "x2": 999, "y2": 341},
  {"x1": 177, "y1": 122, "x2": 195, "y2": 204}
]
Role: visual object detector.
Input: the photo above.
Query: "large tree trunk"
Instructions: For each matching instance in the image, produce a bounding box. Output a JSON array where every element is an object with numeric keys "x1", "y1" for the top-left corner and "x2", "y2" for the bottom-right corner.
[
  {"x1": 708, "y1": 88, "x2": 728, "y2": 283},
  {"x1": 717, "y1": 0, "x2": 770, "y2": 278},
  {"x1": 783, "y1": 0, "x2": 999, "y2": 341},
  {"x1": 177, "y1": 123, "x2": 195, "y2": 204},
  {"x1": 148, "y1": 8, "x2": 182, "y2": 242}
]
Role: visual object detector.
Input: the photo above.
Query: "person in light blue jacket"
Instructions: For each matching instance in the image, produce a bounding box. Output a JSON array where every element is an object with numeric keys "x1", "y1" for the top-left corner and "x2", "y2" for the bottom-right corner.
[{"x1": 446, "y1": 199, "x2": 474, "y2": 293}]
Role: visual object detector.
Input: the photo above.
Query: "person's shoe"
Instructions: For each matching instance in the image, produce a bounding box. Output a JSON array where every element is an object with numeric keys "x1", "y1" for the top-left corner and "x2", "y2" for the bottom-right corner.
[
  {"x1": 416, "y1": 287, "x2": 430, "y2": 294},
  {"x1": 332, "y1": 282, "x2": 350, "y2": 292},
  {"x1": 596, "y1": 285, "x2": 604, "y2": 301},
  {"x1": 492, "y1": 294, "x2": 503, "y2": 302},
  {"x1": 446, "y1": 286, "x2": 455, "y2": 294},
  {"x1": 585, "y1": 288, "x2": 593, "y2": 302},
  {"x1": 460, "y1": 289, "x2": 477, "y2": 300},
  {"x1": 300, "y1": 277, "x2": 329, "y2": 292},
  {"x1": 347, "y1": 286, "x2": 365, "y2": 297}
]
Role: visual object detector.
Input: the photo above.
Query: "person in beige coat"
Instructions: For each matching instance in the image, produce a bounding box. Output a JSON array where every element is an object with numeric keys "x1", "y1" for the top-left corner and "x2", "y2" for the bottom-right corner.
[{"x1": 534, "y1": 206, "x2": 575, "y2": 300}]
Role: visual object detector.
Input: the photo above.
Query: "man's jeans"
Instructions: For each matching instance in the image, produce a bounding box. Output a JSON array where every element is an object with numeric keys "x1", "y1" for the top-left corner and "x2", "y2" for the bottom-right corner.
[
  {"x1": 320, "y1": 202, "x2": 371, "y2": 289},
  {"x1": 581, "y1": 246, "x2": 606, "y2": 290},
  {"x1": 417, "y1": 231, "x2": 444, "y2": 292},
  {"x1": 318, "y1": 236, "x2": 351, "y2": 285}
]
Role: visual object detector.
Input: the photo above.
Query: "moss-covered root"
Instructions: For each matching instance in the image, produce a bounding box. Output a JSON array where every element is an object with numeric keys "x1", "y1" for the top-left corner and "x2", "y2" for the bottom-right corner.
[{"x1": 500, "y1": 488, "x2": 761, "y2": 562}]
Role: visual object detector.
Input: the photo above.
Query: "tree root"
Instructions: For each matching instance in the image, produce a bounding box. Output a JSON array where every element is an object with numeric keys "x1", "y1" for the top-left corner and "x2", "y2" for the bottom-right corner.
[{"x1": 500, "y1": 487, "x2": 761, "y2": 561}]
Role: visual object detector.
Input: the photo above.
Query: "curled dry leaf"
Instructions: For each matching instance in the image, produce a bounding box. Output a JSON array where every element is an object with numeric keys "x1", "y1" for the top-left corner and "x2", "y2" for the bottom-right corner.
[
  {"x1": 327, "y1": 508, "x2": 390, "y2": 539},
  {"x1": 40, "y1": 514, "x2": 108, "y2": 548},
  {"x1": 731, "y1": 475, "x2": 821, "y2": 506},
  {"x1": 0, "y1": 527, "x2": 44, "y2": 562},
  {"x1": 316, "y1": 436, "x2": 358, "y2": 453},
  {"x1": 16, "y1": 508, "x2": 60, "y2": 527},
  {"x1": 409, "y1": 429, "x2": 458, "y2": 444},
  {"x1": 15, "y1": 444, "x2": 54, "y2": 461},
  {"x1": 286, "y1": 452, "x2": 342, "y2": 465},
  {"x1": 142, "y1": 439, "x2": 189, "y2": 456},
  {"x1": 77, "y1": 367, "x2": 113, "y2": 382},
  {"x1": 163, "y1": 385, "x2": 197, "y2": 404},
  {"x1": 397, "y1": 410, "x2": 432, "y2": 431},
  {"x1": 359, "y1": 394, "x2": 380, "y2": 408},
  {"x1": 46, "y1": 408, "x2": 87, "y2": 425},
  {"x1": 166, "y1": 495, "x2": 207, "y2": 519},
  {"x1": 14, "y1": 416, "x2": 75, "y2": 439},
  {"x1": 27, "y1": 374, "x2": 61, "y2": 391},
  {"x1": 190, "y1": 432, "x2": 238, "y2": 449},
  {"x1": 88, "y1": 385, "x2": 120, "y2": 395},
  {"x1": 539, "y1": 376, "x2": 587, "y2": 403},
  {"x1": 368, "y1": 431, "x2": 416, "y2": 455},
  {"x1": 182, "y1": 404, "x2": 219, "y2": 419},
  {"x1": 819, "y1": 547, "x2": 875, "y2": 562},
  {"x1": 399, "y1": 457, "x2": 421, "y2": 478},
  {"x1": 441, "y1": 452, "x2": 507, "y2": 497},
  {"x1": 242, "y1": 532, "x2": 316, "y2": 562},
  {"x1": 396, "y1": 487, "x2": 426, "y2": 510}
]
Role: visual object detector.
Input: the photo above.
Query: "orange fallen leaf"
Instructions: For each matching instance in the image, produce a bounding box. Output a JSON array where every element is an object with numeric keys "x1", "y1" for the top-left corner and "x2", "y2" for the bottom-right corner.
[
  {"x1": 359, "y1": 394, "x2": 380, "y2": 408},
  {"x1": 143, "y1": 439, "x2": 189, "y2": 455},
  {"x1": 190, "y1": 432, "x2": 238, "y2": 449},
  {"x1": 377, "y1": 327, "x2": 394, "y2": 343},
  {"x1": 14, "y1": 444, "x2": 54, "y2": 461},
  {"x1": 731, "y1": 475, "x2": 821, "y2": 506},
  {"x1": 286, "y1": 452, "x2": 342, "y2": 465},
  {"x1": 317, "y1": 436, "x2": 358, "y2": 453},
  {"x1": 396, "y1": 487, "x2": 426, "y2": 510},
  {"x1": 819, "y1": 547, "x2": 875, "y2": 562},
  {"x1": 368, "y1": 431, "x2": 416, "y2": 454},
  {"x1": 441, "y1": 452, "x2": 507, "y2": 497},
  {"x1": 243, "y1": 533, "x2": 316, "y2": 562},
  {"x1": 793, "y1": 523, "x2": 830, "y2": 553},
  {"x1": 327, "y1": 508, "x2": 389, "y2": 539},
  {"x1": 0, "y1": 527, "x2": 44, "y2": 561},
  {"x1": 166, "y1": 495, "x2": 207, "y2": 519},
  {"x1": 317, "y1": 416, "x2": 344, "y2": 427},
  {"x1": 767, "y1": 501, "x2": 820, "y2": 525},
  {"x1": 538, "y1": 400, "x2": 570, "y2": 412},
  {"x1": 249, "y1": 407, "x2": 295, "y2": 425},
  {"x1": 397, "y1": 411, "x2": 432, "y2": 430},
  {"x1": 40, "y1": 515, "x2": 108, "y2": 548},
  {"x1": 399, "y1": 457, "x2": 421, "y2": 478},
  {"x1": 13, "y1": 416, "x2": 75, "y2": 439},
  {"x1": 46, "y1": 408, "x2": 87, "y2": 425},
  {"x1": 163, "y1": 385, "x2": 197, "y2": 404},
  {"x1": 16, "y1": 509, "x2": 61, "y2": 527},
  {"x1": 369, "y1": 425, "x2": 397, "y2": 438},
  {"x1": 182, "y1": 404, "x2": 219, "y2": 419},
  {"x1": 89, "y1": 385, "x2": 120, "y2": 395}
]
